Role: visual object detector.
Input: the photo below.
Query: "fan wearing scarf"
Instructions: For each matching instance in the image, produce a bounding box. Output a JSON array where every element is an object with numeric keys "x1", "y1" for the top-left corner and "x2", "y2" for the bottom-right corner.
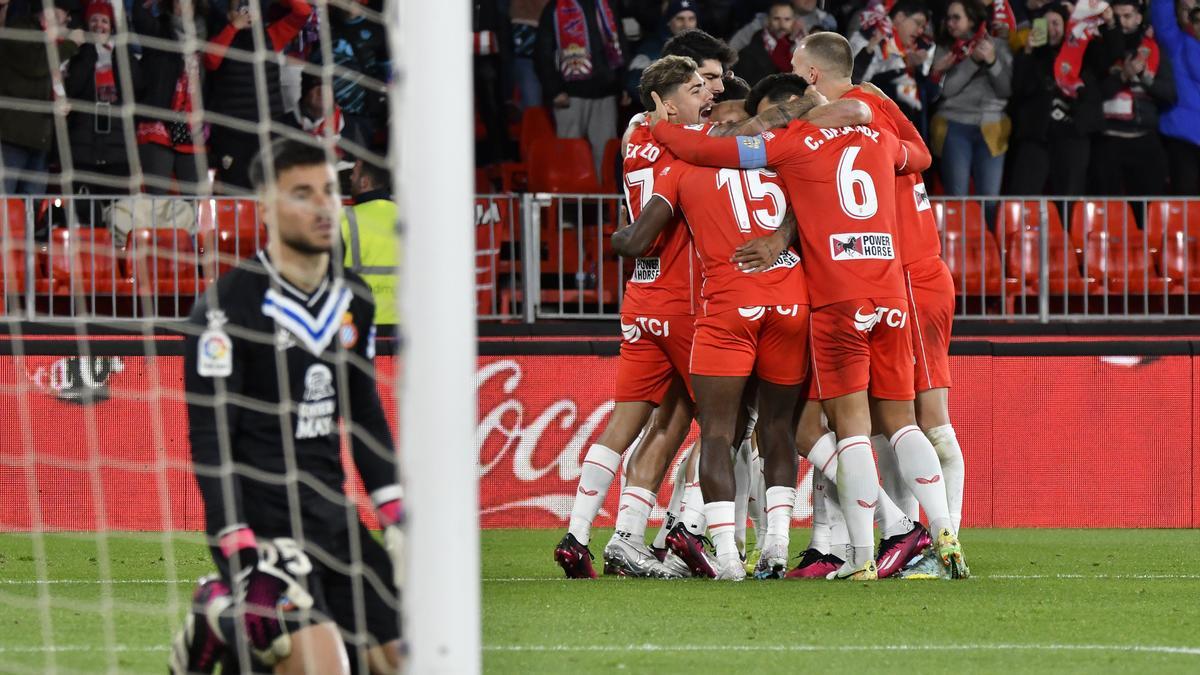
[
  {"x1": 64, "y1": 0, "x2": 142, "y2": 219},
  {"x1": 1008, "y1": 2, "x2": 1115, "y2": 195},
  {"x1": 849, "y1": 0, "x2": 932, "y2": 123},
  {"x1": 535, "y1": 0, "x2": 627, "y2": 173},
  {"x1": 1093, "y1": 0, "x2": 1176, "y2": 196}
]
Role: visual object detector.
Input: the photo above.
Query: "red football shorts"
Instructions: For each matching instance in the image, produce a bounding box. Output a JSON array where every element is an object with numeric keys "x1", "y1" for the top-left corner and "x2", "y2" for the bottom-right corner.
[
  {"x1": 614, "y1": 313, "x2": 695, "y2": 404},
  {"x1": 690, "y1": 304, "x2": 809, "y2": 386},
  {"x1": 905, "y1": 256, "x2": 955, "y2": 392},
  {"x1": 809, "y1": 297, "x2": 915, "y2": 401}
]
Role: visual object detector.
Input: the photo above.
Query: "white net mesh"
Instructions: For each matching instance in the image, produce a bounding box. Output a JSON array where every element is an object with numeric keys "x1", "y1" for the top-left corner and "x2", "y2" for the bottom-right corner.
[{"x1": 0, "y1": 0, "x2": 404, "y2": 671}]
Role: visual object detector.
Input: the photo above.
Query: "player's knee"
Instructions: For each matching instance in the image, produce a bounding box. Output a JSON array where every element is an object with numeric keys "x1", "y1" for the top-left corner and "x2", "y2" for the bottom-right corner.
[
  {"x1": 278, "y1": 623, "x2": 349, "y2": 675},
  {"x1": 914, "y1": 389, "x2": 951, "y2": 430},
  {"x1": 366, "y1": 640, "x2": 402, "y2": 675},
  {"x1": 596, "y1": 402, "x2": 652, "y2": 449}
]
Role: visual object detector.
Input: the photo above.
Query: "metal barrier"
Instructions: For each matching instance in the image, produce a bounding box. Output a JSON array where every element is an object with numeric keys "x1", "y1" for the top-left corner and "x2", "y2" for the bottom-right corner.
[
  {"x1": 4, "y1": 194, "x2": 1199, "y2": 322},
  {"x1": 474, "y1": 194, "x2": 524, "y2": 320},
  {"x1": 937, "y1": 196, "x2": 1200, "y2": 321},
  {"x1": 1, "y1": 195, "x2": 265, "y2": 319}
]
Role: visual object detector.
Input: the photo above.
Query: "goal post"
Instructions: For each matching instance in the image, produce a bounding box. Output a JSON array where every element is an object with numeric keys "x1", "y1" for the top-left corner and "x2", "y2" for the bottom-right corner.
[{"x1": 393, "y1": 0, "x2": 481, "y2": 672}]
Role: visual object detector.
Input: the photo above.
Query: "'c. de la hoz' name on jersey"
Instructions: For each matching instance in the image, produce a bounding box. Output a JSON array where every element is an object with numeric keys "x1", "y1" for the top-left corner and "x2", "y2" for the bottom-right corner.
[{"x1": 786, "y1": 125, "x2": 881, "y2": 152}]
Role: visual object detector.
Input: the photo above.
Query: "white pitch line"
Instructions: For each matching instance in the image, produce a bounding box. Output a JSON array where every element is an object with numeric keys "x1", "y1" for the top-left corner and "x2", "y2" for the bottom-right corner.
[
  {"x1": 4, "y1": 643, "x2": 1197, "y2": 657},
  {"x1": 1, "y1": 573, "x2": 1198, "y2": 586},
  {"x1": 0, "y1": 579, "x2": 191, "y2": 585},
  {"x1": 483, "y1": 643, "x2": 1200, "y2": 656},
  {"x1": 479, "y1": 574, "x2": 1200, "y2": 582},
  {"x1": 0, "y1": 645, "x2": 166, "y2": 654}
]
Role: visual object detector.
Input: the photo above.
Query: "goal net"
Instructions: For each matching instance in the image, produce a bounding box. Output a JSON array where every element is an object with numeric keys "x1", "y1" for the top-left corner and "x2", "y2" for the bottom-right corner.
[{"x1": 0, "y1": 0, "x2": 478, "y2": 671}]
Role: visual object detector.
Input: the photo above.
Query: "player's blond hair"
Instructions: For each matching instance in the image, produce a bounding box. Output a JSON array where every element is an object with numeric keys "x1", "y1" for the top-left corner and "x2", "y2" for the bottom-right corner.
[
  {"x1": 800, "y1": 32, "x2": 854, "y2": 79},
  {"x1": 638, "y1": 55, "x2": 701, "y2": 111}
]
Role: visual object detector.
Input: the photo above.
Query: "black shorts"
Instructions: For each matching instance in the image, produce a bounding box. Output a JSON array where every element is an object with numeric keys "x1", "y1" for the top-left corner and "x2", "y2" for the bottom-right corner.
[{"x1": 214, "y1": 524, "x2": 401, "y2": 654}]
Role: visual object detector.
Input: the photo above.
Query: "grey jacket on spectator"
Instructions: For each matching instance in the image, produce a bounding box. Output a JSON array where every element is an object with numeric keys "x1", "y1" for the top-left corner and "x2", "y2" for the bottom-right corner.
[{"x1": 936, "y1": 39, "x2": 1013, "y2": 125}]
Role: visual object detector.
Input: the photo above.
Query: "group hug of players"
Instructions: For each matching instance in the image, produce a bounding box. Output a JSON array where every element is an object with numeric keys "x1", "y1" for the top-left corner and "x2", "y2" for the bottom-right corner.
[{"x1": 554, "y1": 30, "x2": 969, "y2": 582}]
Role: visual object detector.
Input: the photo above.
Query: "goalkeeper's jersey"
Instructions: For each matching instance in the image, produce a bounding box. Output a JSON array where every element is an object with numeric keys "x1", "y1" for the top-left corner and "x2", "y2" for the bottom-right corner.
[{"x1": 184, "y1": 251, "x2": 396, "y2": 552}]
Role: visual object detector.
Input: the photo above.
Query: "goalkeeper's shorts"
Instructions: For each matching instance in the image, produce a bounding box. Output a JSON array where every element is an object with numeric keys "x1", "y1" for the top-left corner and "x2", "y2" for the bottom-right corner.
[{"x1": 214, "y1": 523, "x2": 401, "y2": 652}]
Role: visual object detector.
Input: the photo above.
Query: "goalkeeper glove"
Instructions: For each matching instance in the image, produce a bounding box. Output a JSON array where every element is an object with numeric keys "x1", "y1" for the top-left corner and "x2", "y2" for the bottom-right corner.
[
  {"x1": 220, "y1": 526, "x2": 313, "y2": 666},
  {"x1": 376, "y1": 491, "x2": 406, "y2": 589}
]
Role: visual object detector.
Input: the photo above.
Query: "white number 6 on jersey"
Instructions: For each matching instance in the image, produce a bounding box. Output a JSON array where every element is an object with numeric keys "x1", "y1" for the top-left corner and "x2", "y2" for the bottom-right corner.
[{"x1": 837, "y1": 146, "x2": 878, "y2": 220}]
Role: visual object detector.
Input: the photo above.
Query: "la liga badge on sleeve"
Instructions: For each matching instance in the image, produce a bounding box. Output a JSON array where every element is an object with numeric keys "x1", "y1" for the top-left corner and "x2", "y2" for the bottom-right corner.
[{"x1": 197, "y1": 329, "x2": 233, "y2": 377}]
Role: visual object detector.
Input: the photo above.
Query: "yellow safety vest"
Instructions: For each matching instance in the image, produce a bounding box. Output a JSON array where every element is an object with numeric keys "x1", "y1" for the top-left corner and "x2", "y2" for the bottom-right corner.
[{"x1": 341, "y1": 198, "x2": 401, "y2": 326}]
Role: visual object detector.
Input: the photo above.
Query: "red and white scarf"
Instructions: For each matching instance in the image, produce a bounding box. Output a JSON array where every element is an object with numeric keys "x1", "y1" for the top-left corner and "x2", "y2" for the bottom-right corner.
[
  {"x1": 762, "y1": 27, "x2": 796, "y2": 73},
  {"x1": 1102, "y1": 28, "x2": 1160, "y2": 120},
  {"x1": 991, "y1": 0, "x2": 1017, "y2": 35},
  {"x1": 1054, "y1": 0, "x2": 1109, "y2": 98},
  {"x1": 553, "y1": 0, "x2": 624, "y2": 82}
]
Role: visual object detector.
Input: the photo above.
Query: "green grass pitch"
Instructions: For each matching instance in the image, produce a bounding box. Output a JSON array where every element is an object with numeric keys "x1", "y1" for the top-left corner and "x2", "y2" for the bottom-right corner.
[{"x1": 1, "y1": 529, "x2": 1198, "y2": 673}]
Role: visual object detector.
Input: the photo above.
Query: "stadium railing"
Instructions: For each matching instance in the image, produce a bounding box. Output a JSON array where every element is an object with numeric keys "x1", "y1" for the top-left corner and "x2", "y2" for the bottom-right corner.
[{"x1": 3, "y1": 194, "x2": 1199, "y2": 322}]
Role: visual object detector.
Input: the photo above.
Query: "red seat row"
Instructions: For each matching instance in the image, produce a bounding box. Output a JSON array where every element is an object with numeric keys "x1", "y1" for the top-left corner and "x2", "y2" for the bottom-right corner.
[
  {"x1": 1, "y1": 198, "x2": 266, "y2": 299},
  {"x1": 938, "y1": 200, "x2": 1200, "y2": 295}
]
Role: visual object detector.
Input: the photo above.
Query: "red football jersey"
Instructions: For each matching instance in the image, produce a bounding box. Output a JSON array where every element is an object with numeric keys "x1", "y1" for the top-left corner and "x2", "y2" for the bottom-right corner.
[
  {"x1": 620, "y1": 122, "x2": 697, "y2": 316},
  {"x1": 843, "y1": 89, "x2": 942, "y2": 265},
  {"x1": 753, "y1": 120, "x2": 908, "y2": 307},
  {"x1": 650, "y1": 156, "x2": 807, "y2": 316}
]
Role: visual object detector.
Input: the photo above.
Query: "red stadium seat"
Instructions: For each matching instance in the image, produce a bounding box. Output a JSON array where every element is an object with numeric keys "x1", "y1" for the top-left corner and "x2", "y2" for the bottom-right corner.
[
  {"x1": 1082, "y1": 231, "x2": 1169, "y2": 295},
  {"x1": 528, "y1": 138, "x2": 599, "y2": 193},
  {"x1": 519, "y1": 106, "x2": 555, "y2": 161},
  {"x1": 1006, "y1": 228, "x2": 1093, "y2": 294},
  {"x1": 41, "y1": 227, "x2": 130, "y2": 295},
  {"x1": 998, "y1": 200, "x2": 1063, "y2": 238},
  {"x1": 126, "y1": 228, "x2": 200, "y2": 295},
  {"x1": 934, "y1": 200, "x2": 985, "y2": 238},
  {"x1": 600, "y1": 138, "x2": 621, "y2": 194},
  {"x1": 1156, "y1": 230, "x2": 1200, "y2": 292},
  {"x1": 1068, "y1": 200, "x2": 1138, "y2": 253},
  {"x1": 198, "y1": 200, "x2": 267, "y2": 279},
  {"x1": 1146, "y1": 200, "x2": 1200, "y2": 247},
  {"x1": 943, "y1": 227, "x2": 1011, "y2": 295},
  {"x1": 1, "y1": 199, "x2": 30, "y2": 294}
]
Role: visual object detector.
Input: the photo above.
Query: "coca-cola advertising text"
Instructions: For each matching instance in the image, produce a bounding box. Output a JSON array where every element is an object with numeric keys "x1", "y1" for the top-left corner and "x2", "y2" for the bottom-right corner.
[{"x1": 0, "y1": 350, "x2": 1197, "y2": 531}]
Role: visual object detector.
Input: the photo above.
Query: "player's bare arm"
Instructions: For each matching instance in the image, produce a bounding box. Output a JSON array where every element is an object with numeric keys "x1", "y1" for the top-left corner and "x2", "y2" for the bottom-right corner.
[
  {"x1": 731, "y1": 209, "x2": 798, "y2": 273},
  {"x1": 707, "y1": 91, "x2": 872, "y2": 137},
  {"x1": 612, "y1": 196, "x2": 674, "y2": 258}
]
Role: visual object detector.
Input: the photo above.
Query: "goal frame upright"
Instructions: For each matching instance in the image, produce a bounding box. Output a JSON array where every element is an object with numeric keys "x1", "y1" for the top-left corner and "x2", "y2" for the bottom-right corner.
[{"x1": 392, "y1": 0, "x2": 482, "y2": 672}]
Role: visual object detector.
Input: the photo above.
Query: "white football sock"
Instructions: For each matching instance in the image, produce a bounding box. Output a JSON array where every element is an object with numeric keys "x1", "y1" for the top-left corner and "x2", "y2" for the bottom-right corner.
[
  {"x1": 652, "y1": 452, "x2": 691, "y2": 549},
  {"x1": 764, "y1": 485, "x2": 796, "y2": 551},
  {"x1": 836, "y1": 436, "x2": 879, "y2": 567},
  {"x1": 748, "y1": 450, "x2": 766, "y2": 551},
  {"x1": 891, "y1": 425, "x2": 953, "y2": 535},
  {"x1": 825, "y1": 479, "x2": 851, "y2": 560},
  {"x1": 704, "y1": 500, "x2": 739, "y2": 562},
  {"x1": 810, "y1": 432, "x2": 911, "y2": 539},
  {"x1": 568, "y1": 443, "x2": 621, "y2": 545},
  {"x1": 809, "y1": 470, "x2": 831, "y2": 555},
  {"x1": 680, "y1": 456, "x2": 707, "y2": 535},
  {"x1": 874, "y1": 433, "x2": 917, "y2": 521},
  {"x1": 733, "y1": 442, "x2": 751, "y2": 555},
  {"x1": 613, "y1": 487, "x2": 655, "y2": 542},
  {"x1": 927, "y1": 424, "x2": 965, "y2": 534}
]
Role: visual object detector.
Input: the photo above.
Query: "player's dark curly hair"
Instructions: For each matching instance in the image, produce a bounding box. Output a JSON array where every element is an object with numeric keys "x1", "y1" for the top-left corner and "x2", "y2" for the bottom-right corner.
[
  {"x1": 250, "y1": 138, "x2": 331, "y2": 191},
  {"x1": 717, "y1": 74, "x2": 751, "y2": 103},
  {"x1": 744, "y1": 73, "x2": 808, "y2": 117},
  {"x1": 662, "y1": 29, "x2": 737, "y2": 68}
]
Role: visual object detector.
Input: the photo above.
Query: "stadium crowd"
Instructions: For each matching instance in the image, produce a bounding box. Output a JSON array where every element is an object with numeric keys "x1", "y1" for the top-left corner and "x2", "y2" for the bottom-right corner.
[
  {"x1": 488, "y1": 0, "x2": 1199, "y2": 197},
  {"x1": 0, "y1": 0, "x2": 1196, "y2": 199},
  {"x1": 0, "y1": 0, "x2": 388, "y2": 196}
]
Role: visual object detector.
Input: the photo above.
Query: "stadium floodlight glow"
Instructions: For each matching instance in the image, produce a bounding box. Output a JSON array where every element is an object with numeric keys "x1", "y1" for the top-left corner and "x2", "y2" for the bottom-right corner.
[{"x1": 393, "y1": 0, "x2": 482, "y2": 672}]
